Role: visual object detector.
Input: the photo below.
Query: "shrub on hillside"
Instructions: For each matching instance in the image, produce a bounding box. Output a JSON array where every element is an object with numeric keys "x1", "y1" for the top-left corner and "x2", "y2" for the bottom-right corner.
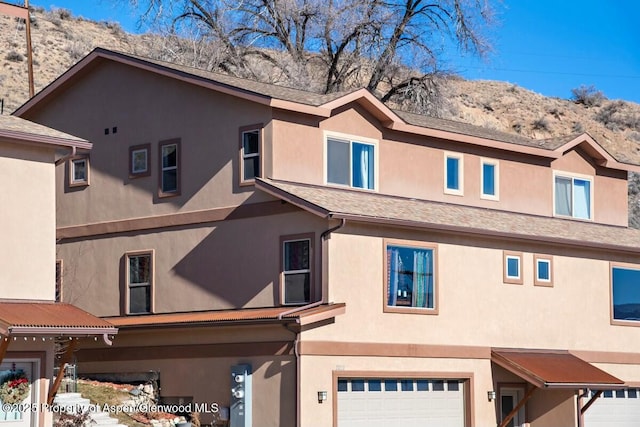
[
  {"x1": 571, "y1": 85, "x2": 606, "y2": 107},
  {"x1": 5, "y1": 51, "x2": 23, "y2": 62},
  {"x1": 532, "y1": 117, "x2": 550, "y2": 131}
]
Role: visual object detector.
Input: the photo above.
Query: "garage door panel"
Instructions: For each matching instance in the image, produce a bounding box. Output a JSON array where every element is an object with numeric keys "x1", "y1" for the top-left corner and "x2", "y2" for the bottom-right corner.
[
  {"x1": 337, "y1": 379, "x2": 465, "y2": 427},
  {"x1": 585, "y1": 388, "x2": 640, "y2": 427}
]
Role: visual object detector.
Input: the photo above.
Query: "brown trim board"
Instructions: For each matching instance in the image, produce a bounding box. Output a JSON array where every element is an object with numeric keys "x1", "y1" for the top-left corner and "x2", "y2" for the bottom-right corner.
[
  {"x1": 77, "y1": 341, "x2": 294, "y2": 362},
  {"x1": 300, "y1": 341, "x2": 490, "y2": 359},
  {"x1": 57, "y1": 200, "x2": 299, "y2": 239}
]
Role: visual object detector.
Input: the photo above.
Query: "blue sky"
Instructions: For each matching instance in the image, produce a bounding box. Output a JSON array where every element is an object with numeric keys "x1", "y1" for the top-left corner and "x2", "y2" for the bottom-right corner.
[{"x1": 26, "y1": 0, "x2": 640, "y2": 104}]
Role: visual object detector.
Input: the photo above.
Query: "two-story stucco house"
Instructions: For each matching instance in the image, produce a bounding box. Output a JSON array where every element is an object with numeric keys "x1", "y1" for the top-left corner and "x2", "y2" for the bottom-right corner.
[
  {"x1": 14, "y1": 47, "x2": 640, "y2": 427},
  {"x1": 0, "y1": 114, "x2": 117, "y2": 427}
]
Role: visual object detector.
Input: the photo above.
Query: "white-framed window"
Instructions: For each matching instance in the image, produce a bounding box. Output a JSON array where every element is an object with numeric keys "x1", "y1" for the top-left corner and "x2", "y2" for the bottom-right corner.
[
  {"x1": 534, "y1": 255, "x2": 553, "y2": 287},
  {"x1": 481, "y1": 158, "x2": 499, "y2": 200},
  {"x1": 444, "y1": 152, "x2": 463, "y2": 195},
  {"x1": 282, "y1": 236, "x2": 312, "y2": 305},
  {"x1": 129, "y1": 143, "x2": 150, "y2": 178},
  {"x1": 504, "y1": 251, "x2": 523, "y2": 285},
  {"x1": 159, "y1": 139, "x2": 180, "y2": 196},
  {"x1": 126, "y1": 250, "x2": 154, "y2": 314},
  {"x1": 69, "y1": 156, "x2": 89, "y2": 187},
  {"x1": 240, "y1": 128, "x2": 261, "y2": 182},
  {"x1": 553, "y1": 172, "x2": 592, "y2": 220},
  {"x1": 384, "y1": 240, "x2": 437, "y2": 314},
  {"x1": 326, "y1": 133, "x2": 377, "y2": 190}
]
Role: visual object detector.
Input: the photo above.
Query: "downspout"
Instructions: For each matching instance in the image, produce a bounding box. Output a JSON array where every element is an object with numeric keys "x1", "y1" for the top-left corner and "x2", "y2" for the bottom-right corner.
[{"x1": 54, "y1": 146, "x2": 76, "y2": 166}]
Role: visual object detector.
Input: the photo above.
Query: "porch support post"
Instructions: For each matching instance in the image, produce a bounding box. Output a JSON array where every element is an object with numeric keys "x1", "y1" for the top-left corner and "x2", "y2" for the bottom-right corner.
[
  {"x1": 47, "y1": 338, "x2": 77, "y2": 405},
  {"x1": 580, "y1": 390, "x2": 603, "y2": 415},
  {"x1": 498, "y1": 386, "x2": 536, "y2": 427},
  {"x1": 0, "y1": 336, "x2": 10, "y2": 364}
]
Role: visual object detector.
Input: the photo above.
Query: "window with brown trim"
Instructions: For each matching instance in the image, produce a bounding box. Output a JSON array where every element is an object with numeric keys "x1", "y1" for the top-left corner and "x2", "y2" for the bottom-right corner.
[
  {"x1": 69, "y1": 156, "x2": 89, "y2": 187},
  {"x1": 55, "y1": 260, "x2": 63, "y2": 302},
  {"x1": 503, "y1": 251, "x2": 523, "y2": 285},
  {"x1": 281, "y1": 234, "x2": 313, "y2": 305},
  {"x1": 534, "y1": 255, "x2": 553, "y2": 287},
  {"x1": 126, "y1": 250, "x2": 154, "y2": 314},
  {"x1": 239, "y1": 125, "x2": 262, "y2": 184},
  {"x1": 129, "y1": 143, "x2": 150, "y2": 178},
  {"x1": 384, "y1": 239, "x2": 438, "y2": 314},
  {"x1": 158, "y1": 139, "x2": 180, "y2": 197}
]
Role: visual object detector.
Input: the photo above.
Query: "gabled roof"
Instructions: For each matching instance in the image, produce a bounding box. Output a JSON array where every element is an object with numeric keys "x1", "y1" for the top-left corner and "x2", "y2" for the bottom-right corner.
[
  {"x1": 256, "y1": 178, "x2": 640, "y2": 253},
  {"x1": 104, "y1": 303, "x2": 346, "y2": 328},
  {"x1": 13, "y1": 48, "x2": 638, "y2": 171},
  {"x1": 0, "y1": 114, "x2": 91, "y2": 150}
]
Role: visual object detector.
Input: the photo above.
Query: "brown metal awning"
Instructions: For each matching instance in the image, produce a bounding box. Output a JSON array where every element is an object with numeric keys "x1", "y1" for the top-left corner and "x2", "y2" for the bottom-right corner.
[
  {"x1": 492, "y1": 348, "x2": 625, "y2": 389},
  {"x1": 0, "y1": 301, "x2": 118, "y2": 337}
]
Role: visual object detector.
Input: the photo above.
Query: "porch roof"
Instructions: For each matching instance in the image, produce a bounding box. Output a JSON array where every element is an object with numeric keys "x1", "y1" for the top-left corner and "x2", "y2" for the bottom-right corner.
[
  {"x1": 0, "y1": 301, "x2": 117, "y2": 336},
  {"x1": 492, "y1": 348, "x2": 625, "y2": 389},
  {"x1": 104, "y1": 303, "x2": 346, "y2": 328}
]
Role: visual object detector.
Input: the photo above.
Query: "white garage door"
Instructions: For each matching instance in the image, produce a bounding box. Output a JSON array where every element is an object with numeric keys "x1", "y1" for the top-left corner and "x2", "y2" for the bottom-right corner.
[
  {"x1": 585, "y1": 389, "x2": 640, "y2": 426},
  {"x1": 337, "y1": 378, "x2": 465, "y2": 427}
]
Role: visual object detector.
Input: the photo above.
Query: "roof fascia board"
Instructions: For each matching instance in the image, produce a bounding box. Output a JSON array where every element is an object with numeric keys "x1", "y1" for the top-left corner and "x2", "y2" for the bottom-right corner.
[
  {"x1": 270, "y1": 99, "x2": 331, "y2": 117},
  {"x1": 0, "y1": 130, "x2": 92, "y2": 150},
  {"x1": 329, "y1": 212, "x2": 640, "y2": 255},
  {"x1": 320, "y1": 89, "x2": 404, "y2": 123},
  {"x1": 255, "y1": 179, "x2": 330, "y2": 218},
  {"x1": 8, "y1": 326, "x2": 118, "y2": 336},
  {"x1": 297, "y1": 304, "x2": 346, "y2": 326},
  {"x1": 553, "y1": 133, "x2": 640, "y2": 172},
  {"x1": 388, "y1": 121, "x2": 560, "y2": 159}
]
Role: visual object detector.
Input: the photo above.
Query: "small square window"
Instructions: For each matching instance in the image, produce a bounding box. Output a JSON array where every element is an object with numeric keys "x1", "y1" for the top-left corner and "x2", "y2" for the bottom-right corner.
[
  {"x1": 400, "y1": 380, "x2": 413, "y2": 391},
  {"x1": 534, "y1": 255, "x2": 553, "y2": 287},
  {"x1": 432, "y1": 380, "x2": 445, "y2": 391},
  {"x1": 69, "y1": 156, "x2": 90, "y2": 187},
  {"x1": 504, "y1": 252, "x2": 523, "y2": 285},
  {"x1": 416, "y1": 380, "x2": 429, "y2": 391},
  {"x1": 629, "y1": 389, "x2": 638, "y2": 398},
  {"x1": 337, "y1": 380, "x2": 348, "y2": 392},
  {"x1": 384, "y1": 380, "x2": 398, "y2": 392},
  {"x1": 129, "y1": 144, "x2": 150, "y2": 178},
  {"x1": 368, "y1": 380, "x2": 381, "y2": 392},
  {"x1": 444, "y1": 153, "x2": 463, "y2": 195},
  {"x1": 447, "y1": 381, "x2": 460, "y2": 391},
  {"x1": 351, "y1": 380, "x2": 365, "y2": 392}
]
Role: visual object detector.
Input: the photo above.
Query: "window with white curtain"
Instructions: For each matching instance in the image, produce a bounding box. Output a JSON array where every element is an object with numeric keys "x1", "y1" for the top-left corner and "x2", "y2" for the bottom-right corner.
[
  {"x1": 554, "y1": 173, "x2": 592, "y2": 220},
  {"x1": 326, "y1": 136, "x2": 375, "y2": 190}
]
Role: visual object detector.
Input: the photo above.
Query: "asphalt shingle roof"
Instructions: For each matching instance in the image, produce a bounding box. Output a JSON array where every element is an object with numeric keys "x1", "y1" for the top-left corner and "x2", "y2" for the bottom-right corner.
[{"x1": 0, "y1": 114, "x2": 87, "y2": 142}]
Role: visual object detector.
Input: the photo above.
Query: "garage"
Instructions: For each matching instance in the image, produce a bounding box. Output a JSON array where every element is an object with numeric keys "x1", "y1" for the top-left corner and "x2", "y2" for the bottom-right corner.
[
  {"x1": 336, "y1": 378, "x2": 465, "y2": 427},
  {"x1": 584, "y1": 389, "x2": 640, "y2": 426}
]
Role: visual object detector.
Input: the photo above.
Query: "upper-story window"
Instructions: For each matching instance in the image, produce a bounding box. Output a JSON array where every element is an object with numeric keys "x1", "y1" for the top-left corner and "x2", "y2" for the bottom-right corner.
[
  {"x1": 481, "y1": 158, "x2": 499, "y2": 200},
  {"x1": 240, "y1": 125, "x2": 261, "y2": 184},
  {"x1": 159, "y1": 139, "x2": 180, "y2": 197},
  {"x1": 326, "y1": 134, "x2": 376, "y2": 190},
  {"x1": 444, "y1": 152, "x2": 463, "y2": 195},
  {"x1": 384, "y1": 240, "x2": 437, "y2": 314},
  {"x1": 611, "y1": 264, "x2": 640, "y2": 324},
  {"x1": 69, "y1": 156, "x2": 90, "y2": 187},
  {"x1": 554, "y1": 172, "x2": 592, "y2": 220},
  {"x1": 282, "y1": 235, "x2": 313, "y2": 305},
  {"x1": 126, "y1": 250, "x2": 154, "y2": 314}
]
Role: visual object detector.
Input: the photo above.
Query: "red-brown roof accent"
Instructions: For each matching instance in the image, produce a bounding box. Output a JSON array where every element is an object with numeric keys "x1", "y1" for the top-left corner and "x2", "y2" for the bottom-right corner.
[
  {"x1": 104, "y1": 303, "x2": 346, "y2": 328},
  {"x1": 492, "y1": 348, "x2": 625, "y2": 389},
  {"x1": 0, "y1": 301, "x2": 117, "y2": 336}
]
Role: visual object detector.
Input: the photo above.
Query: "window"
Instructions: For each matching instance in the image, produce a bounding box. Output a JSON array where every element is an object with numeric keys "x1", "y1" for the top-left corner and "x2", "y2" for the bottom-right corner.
[
  {"x1": 481, "y1": 158, "x2": 499, "y2": 200},
  {"x1": 129, "y1": 144, "x2": 150, "y2": 178},
  {"x1": 126, "y1": 251, "x2": 154, "y2": 314},
  {"x1": 534, "y1": 255, "x2": 553, "y2": 287},
  {"x1": 385, "y1": 240, "x2": 437, "y2": 313},
  {"x1": 69, "y1": 156, "x2": 89, "y2": 187},
  {"x1": 282, "y1": 236, "x2": 312, "y2": 305},
  {"x1": 554, "y1": 173, "x2": 592, "y2": 220},
  {"x1": 444, "y1": 153, "x2": 463, "y2": 195},
  {"x1": 326, "y1": 136, "x2": 376, "y2": 190},
  {"x1": 611, "y1": 264, "x2": 640, "y2": 323},
  {"x1": 240, "y1": 126, "x2": 261, "y2": 183},
  {"x1": 503, "y1": 251, "x2": 523, "y2": 285},
  {"x1": 55, "y1": 260, "x2": 63, "y2": 302},
  {"x1": 159, "y1": 139, "x2": 180, "y2": 197}
]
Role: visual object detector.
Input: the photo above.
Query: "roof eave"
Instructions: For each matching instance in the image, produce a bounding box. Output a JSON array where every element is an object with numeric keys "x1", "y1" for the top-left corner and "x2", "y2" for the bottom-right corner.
[
  {"x1": 0, "y1": 130, "x2": 92, "y2": 150},
  {"x1": 255, "y1": 178, "x2": 330, "y2": 218},
  {"x1": 8, "y1": 326, "x2": 118, "y2": 336}
]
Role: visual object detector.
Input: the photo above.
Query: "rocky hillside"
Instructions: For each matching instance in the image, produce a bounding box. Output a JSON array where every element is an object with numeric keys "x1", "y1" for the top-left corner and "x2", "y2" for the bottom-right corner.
[{"x1": 3, "y1": 7, "x2": 640, "y2": 225}]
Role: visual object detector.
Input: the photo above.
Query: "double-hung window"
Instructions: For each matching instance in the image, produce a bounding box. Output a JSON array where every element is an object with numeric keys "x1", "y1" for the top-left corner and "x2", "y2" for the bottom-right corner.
[
  {"x1": 444, "y1": 153, "x2": 463, "y2": 195},
  {"x1": 554, "y1": 173, "x2": 592, "y2": 220},
  {"x1": 326, "y1": 136, "x2": 376, "y2": 190},
  {"x1": 240, "y1": 128, "x2": 261, "y2": 182},
  {"x1": 126, "y1": 251, "x2": 154, "y2": 314},
  {"x1": 282, "y1": 237, "x2": 312, "y2": 305},
  {"x1": 611, "y1": 264, "x2": 640, "y2": 323},
  {"x1": 159, "y1": 139, "x2": 180, "y2": 196},
  {"x1": 385, "y1": 240, "x2": 437, "y2": 313},
  {"x1": 481, "y1": 158, "x2": 499, "y2": 200}
]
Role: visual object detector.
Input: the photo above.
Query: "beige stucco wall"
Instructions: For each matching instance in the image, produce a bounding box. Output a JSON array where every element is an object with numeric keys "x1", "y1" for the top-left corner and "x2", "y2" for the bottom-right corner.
[
  {"x1": 0, "y1": 140, "x2": 56, "y2": 300},
  {"x1": 272, "y1": 105, "x2": 629, "y2": 226},
  {"x1": 25, "y1": 60, "x2": 274, "y2": 228},
  {"x1": 57, "y1": 211, "x2": 327, "y2": 315}
]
